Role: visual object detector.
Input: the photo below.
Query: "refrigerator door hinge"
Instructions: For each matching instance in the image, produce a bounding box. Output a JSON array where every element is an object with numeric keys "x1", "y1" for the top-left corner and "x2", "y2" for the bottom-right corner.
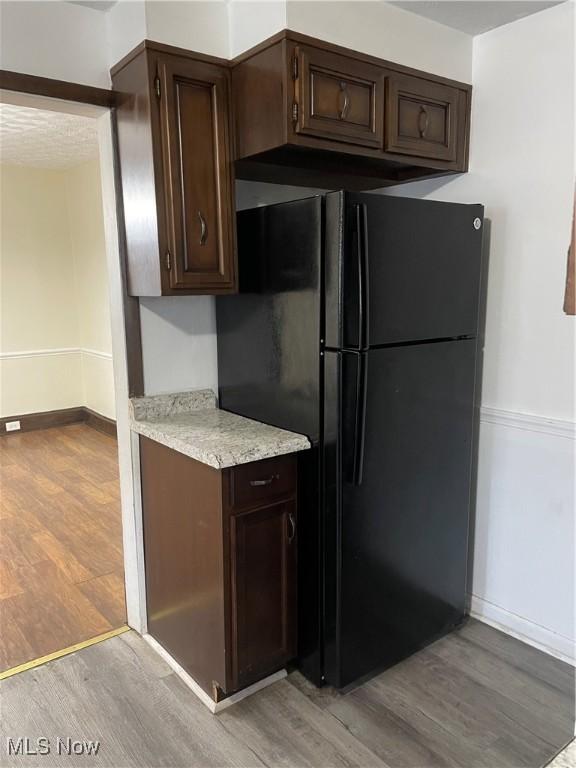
[
  {"x1": 165, "y1": 250, "x2": 171, "y2": 271},
  {"x1": 292, "y1": 101, "x2": 299, "y2": 123},
  {"x1": 154, "y1": 76, "x2": 161, "y2": 99},
  {"x1": 292, "y1": 55, "x2": 298, "y2": 80}
]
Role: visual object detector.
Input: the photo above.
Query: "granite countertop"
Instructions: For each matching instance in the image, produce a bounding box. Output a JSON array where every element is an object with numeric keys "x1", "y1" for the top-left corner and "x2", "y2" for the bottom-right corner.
[{"x1": 129, "y1": 389, "x2": 310, "y2": 469}]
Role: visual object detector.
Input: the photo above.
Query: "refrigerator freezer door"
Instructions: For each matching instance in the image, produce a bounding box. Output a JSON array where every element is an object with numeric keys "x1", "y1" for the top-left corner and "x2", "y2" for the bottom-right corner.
[
  {"x1": 323, "y1": 339, "x2": 478, "y2": 689},
  {"x1": 217, "y1": 196, "x2": 323, "y2": 443},
  {"x1": 324, "y1": 192, "x2": 484, "y2": 348}
]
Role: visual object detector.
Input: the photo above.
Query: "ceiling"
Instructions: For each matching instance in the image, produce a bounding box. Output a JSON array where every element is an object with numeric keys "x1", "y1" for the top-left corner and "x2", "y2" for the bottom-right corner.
[
  {"x1": 0, "y1": 104, "x2": 99, "y2": 170},
  {"x1": 390, "y1": 1, "x2": 565, "y2": 36}
]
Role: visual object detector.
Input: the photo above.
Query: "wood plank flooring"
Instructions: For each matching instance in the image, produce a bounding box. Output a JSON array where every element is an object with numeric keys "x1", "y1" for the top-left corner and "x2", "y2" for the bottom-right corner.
[
  {"x1": 0, "y1": 424, "x2": 125, "y2": 671},
  {"x1": 0, "y1": 621, "x2": 573, "y2": 767}
]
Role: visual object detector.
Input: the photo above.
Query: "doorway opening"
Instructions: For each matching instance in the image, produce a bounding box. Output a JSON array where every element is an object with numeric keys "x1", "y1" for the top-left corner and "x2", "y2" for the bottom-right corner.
[{"x1": 0, "y1": 92, "x2": 141, "y2": 673}]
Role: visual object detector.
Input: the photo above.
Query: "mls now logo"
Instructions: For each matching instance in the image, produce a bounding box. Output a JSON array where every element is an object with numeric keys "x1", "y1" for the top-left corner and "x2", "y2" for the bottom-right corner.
[{"x1": 7, "y1": 737, "x2": 100, "y2": 756}]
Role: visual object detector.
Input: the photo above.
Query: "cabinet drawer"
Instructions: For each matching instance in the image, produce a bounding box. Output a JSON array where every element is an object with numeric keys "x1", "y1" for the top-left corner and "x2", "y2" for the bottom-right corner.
[
  {"x1": 385, "y1": 73, "x2": 461, "y2": 162},
  {"x1": 295, "y1": 46, "x2": 384, "y2": 149},
  {"x1": 230, "y1": 455, "x2": 296, "y2": 509}
]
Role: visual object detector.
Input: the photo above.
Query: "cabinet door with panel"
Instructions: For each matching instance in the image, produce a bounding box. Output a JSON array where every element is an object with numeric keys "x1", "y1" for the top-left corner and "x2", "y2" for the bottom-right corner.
[
  {"x1": 111, "y1": 43, "x2": 237, "y2": 296},
  {"x1": 293, "y1": 45, "x2": 384, "y2": 149},
  {"x1": 230, "y1": 500, "x2": 297, "y2": 691},
  {"x1": 158, "y1": 55, "x2": 237, "y2": 293},
  {"x1": 385, "y1": 72, "x2": 463, "y2": 162}
]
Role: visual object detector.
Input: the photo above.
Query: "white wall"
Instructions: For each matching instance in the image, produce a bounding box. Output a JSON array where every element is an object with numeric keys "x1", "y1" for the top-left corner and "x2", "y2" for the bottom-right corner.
[
  {"x1": 286, "y1": 0, "x2": 472, "y2": 81},
  {"x1": 107, "y1": 1, "x2": 229, "y2": 70},
  {"x1": 0, "y1": 1, "x2": 110, "y2": 87},
  {"x1": 228, "y1": 1, "x2": 472, "y2": 78},
  {"x1": 105, "y1": 0, "x2": 147, "y2": 68},
  {"x1": 145, "y1": 1, "x2": 229, "y2": 58},
  {"x1": 140, "y1": 296, "x2": 218, "y2": 396},
  {"x1": 383, "y1": 2, "x2": 575, "y2": 660},
  {"x1": 228, "y1": 1, "x2": 287, "y2": 58}
]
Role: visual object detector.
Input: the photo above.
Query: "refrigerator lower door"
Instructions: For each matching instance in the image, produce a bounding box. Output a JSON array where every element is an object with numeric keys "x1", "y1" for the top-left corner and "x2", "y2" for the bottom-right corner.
[{"x1": 323, "y1": 339, "x2": 478, "y2": 689}]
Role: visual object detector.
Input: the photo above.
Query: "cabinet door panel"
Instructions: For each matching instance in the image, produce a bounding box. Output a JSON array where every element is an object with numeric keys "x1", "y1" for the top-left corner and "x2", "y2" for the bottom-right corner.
[
  {"x1": 386, "y1": 73, "x2": 461, "y2": 162},
  {"x1": 295, "y1": 46, "x2": 384, "y2": 148},
  {"x1": 230, "y1": 501, "x2": 297, "y2": 690},
  {"x1": 158, "y1": 55, "x2": 236, "y2": 292}
]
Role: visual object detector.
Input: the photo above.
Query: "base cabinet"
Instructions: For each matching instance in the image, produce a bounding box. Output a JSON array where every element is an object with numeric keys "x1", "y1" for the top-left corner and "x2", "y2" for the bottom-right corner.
[{"x1": 140, "y1": 437, "x2": 297, "y2": 701}]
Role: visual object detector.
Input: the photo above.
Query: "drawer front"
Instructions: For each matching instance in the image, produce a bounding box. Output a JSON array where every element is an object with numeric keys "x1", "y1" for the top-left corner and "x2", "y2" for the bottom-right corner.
[
  {"x1": 230, "y1": 455, "x2": 297, "y2": 509},
  {"x1": 385, "y1": 73, "x2": 461, "y2": 162},
  {"x1": 295, "y1": 46, "x2": 384, "y2": 149}
]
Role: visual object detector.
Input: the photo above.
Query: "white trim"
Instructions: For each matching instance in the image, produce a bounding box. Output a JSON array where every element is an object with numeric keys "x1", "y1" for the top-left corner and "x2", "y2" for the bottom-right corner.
[
  {"x1": 129, "y1": 429, "x2": 147, "y2": 634},
  {"x1": 470, "y1": 595, "x2": 575, "y2": 666},
  {"x1": 480, "y1": 406, "x2": 575, "y2": 440},
  {"x1": 143, "y1": 634, "x2": 287, "y2": 714},
  {"x1": 81, "y1": 348, "x2": 113, "y2": 361},
  {"x1": 0, "y1": 347, "x2": 80, "y2": 360},
  {"x1": 96, "y1": 113, "x2": 146, "y2": 634},
  {"x1": 0, "y1": 347, "x2": 112, "y2": 361}
]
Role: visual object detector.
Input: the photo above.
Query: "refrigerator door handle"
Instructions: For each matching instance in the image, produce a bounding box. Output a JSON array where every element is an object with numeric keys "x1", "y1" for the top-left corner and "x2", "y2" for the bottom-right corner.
[
  {"x1": 352, "y1": 352, "x2": 369, "y2": 486},
  {"x1": 354, "y1": 203, "x2": 370, "y2": 350}
]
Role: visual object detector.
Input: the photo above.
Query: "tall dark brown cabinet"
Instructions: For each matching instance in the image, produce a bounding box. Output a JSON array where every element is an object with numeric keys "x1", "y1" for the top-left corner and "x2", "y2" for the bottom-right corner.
[{"x1": 112, "y1": 42, "x2": 237, "y2": 296}]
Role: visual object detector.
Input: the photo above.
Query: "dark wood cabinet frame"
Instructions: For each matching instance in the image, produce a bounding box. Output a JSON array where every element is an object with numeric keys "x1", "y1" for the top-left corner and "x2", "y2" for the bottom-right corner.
[{"x1": 111, "y1": 41, "x2": 237, "y2": 297}]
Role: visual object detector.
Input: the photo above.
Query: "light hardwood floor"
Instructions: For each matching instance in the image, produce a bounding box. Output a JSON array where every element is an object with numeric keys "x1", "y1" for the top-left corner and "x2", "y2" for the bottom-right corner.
[
  {"x1": 0, "y1": 424, "x2": 125, "y2": 671},
  {"x1": 0, "y1": 621, "x2": 573, "y2": 768}
]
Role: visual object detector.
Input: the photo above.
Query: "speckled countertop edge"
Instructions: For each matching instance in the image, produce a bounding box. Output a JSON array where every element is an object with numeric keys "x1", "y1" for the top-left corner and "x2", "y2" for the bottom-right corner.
[
  {"x1": 129, "y1": 390, "x2": 310, "y2": 469},
  {"x1": 129, "y1": 389, "x2": 216, "y2": 421}
]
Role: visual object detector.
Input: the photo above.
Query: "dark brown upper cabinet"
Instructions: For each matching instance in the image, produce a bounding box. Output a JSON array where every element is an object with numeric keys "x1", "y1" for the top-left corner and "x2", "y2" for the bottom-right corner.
[
  {"x1": 232, "y1": 30, "x2": 471, "y2": 189},
  {"x1": 112, "y1": 42, "x2": 237, "y2": 296}
]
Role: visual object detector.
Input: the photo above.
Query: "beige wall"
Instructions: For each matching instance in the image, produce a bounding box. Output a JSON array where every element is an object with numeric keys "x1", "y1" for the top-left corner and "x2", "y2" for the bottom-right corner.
[
  {"x1": 66, "y1": 159, "x2": 115, "y2": 419},
  {"x1": 0, "y1": 159, "x2": 115, "y2": 419}
]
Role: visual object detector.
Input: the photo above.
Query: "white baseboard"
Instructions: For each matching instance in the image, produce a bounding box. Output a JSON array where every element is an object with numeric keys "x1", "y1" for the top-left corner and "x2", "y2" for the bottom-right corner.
[
  {"x1": 470, "y1": 595, "x2": 575, "y2": 666},
  {"x1": 143, "y1": 634, "x2": 287, "y2": 713}
]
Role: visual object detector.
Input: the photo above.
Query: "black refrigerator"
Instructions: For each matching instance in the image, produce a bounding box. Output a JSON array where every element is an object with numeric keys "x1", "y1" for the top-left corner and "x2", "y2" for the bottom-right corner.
[{"x1": 217, "y1": 191, "x2": 484, "y2": 690}]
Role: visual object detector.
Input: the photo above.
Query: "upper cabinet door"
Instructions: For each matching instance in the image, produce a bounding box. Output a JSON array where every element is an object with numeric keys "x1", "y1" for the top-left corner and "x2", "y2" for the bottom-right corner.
[
  {"x1": 294, "y1": 46, "x2": 384, "y2": 149},
  {"x1": 158, "y1": 55, "x2": 237, "y2": 293},
  {"x1": 385, "y1": 73, "x2": 462, "y2": 162}
]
